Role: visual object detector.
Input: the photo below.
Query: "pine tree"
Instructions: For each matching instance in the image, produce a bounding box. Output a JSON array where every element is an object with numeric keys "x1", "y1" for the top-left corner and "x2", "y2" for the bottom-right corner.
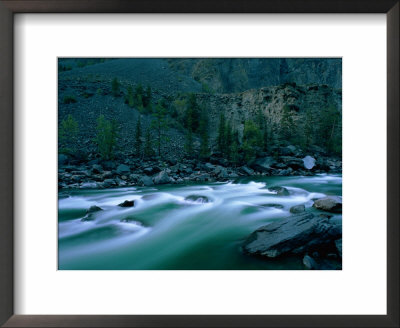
[
  {"x1": 95, "y1": 115, "x2": 118, "y2": 160},
  {"x1": 126, "y1": 85, "x2": 134, "y2": 107},
  {"x1": 111, "y1": 78, "x2": 120, "y2": 97},
  {"x1": 59, "y1": 114, "x2": 78, "y2": 154},
  {"x1": 143, "y1": 86, "x2": 152, "y2": 111},
  {"x1": 144, "y1": 128, "x2": 155, "y2": 158},
  {"x1": 280, "y1": 104, "x2": 295, "y2": 144},
  {"x1": 242, "y1": 120, "x2": 262, "y2": 163},
  {"x1": 217, "y1": 113, "x2": 226, "y2": 154},
  {"x1": 199, "y1": 110, "x2": 210, "y2": 160},
  {"x1": 135, "y1": 115, "x2": 142, "y2": 156},
  {"x1": 151, "y1": 100, "x2": 169, "y2": 157}
]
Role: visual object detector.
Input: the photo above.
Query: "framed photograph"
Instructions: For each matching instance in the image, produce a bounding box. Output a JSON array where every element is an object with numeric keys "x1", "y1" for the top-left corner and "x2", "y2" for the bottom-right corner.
[{"x1": 1, "y1": 0, "x2": 398, "y2": 327}]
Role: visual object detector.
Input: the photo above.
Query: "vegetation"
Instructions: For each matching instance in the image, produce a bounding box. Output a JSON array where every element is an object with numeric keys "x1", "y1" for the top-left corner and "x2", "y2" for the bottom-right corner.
[
  {"x1": 63, "y1": 95, "x2": 77, "y2": 104},
  {"x1": 111, "y1": 78, "x2": 120, "y2": 97},
  {"x1": 59, "y1": 114, "x2": 78, "y2": 154},
  {"x1": 151, "y1": 101, "x2": 169, "y2": 157},
  {"x1": 95, "y1": 115, "x2": 119, "y2": 160},
  {"x1": 135, "y1": 115, "x2": 142, "y2": 156}
]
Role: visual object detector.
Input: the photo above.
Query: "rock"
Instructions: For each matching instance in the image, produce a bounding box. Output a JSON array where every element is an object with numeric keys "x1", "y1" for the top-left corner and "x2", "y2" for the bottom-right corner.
[
  {"x1": 242, "y1": 213, "x2": 341, "y2": 258},
  {"x1": 204, "y1": 163, "x2": 216, "y2": 171},
  {"x1": 313, "y1": 196, "x2": 342, "y2": 213},
  {"x1": 102, "y1": 161, "x2": 116, "y2": 170},
  {"x1": 153, "y1": 170, "x2": 171, "y2": 184},
  {"x1": 260, "y1": 204, "x2": 284, "y2": 209},
  {"x1": 239, "y1": 166, "x2": 255, "y2": 176},
  {"x1": 116, "y1": 164, "x2": 130, "y2": 175},
  {"x1": 58, "y1": 154, "x2": 69, "y2": 165},
  {"x1": 103, "y1": 179, "x2": 117, "y2": 187},
  {"x1": 268, "y1": 186, "x2": 290, "y2": 196},
  {"x1": 251, "y1": 157, "x2": 276, "y2": 172},
  {"x1": 118, "y1": 200, "x2": 135, "y2": 207},
  {"x1": 80, "y1": 182, "x2": 98, "y2": 189},
  {"x1": 214, "y1": 166, "x2": 229, "y2": 178},
  {"x1": 280, "y1": 156, "x2": 304, "y2": 169},
  {"x1": 81, "y1": 213, "x2": 95, "y2": 222},
  {"x1": 335, "y1": 238, "x2": 342, "y2": 257},
  {"x1": 92, "y1": 164, "x2": 103, "y2": 174},
  {"x1": 303, "y1": 156, "x2": 316, "y2": 170},
  {"x1": 185, "y1": 195, "x2": 210, "y2": 204},
  {"x1": 303, "y1": 255, "x2": 318, "y2": 269},
  {"x1": 86, "y1": 205, "x2": 103, "y2": 214},
  {"x1": 143, "y1": 166, "x2": 161, "y2": 175},
  {"x1": 278, "y1": 168, "x2": 293, "y2": 176},
  {"x1": 138, "y1": 175, "x2": 154, "y2": 186},
  {"x1": 290, "y1": 204, "x2": 305, "y2": 214}
]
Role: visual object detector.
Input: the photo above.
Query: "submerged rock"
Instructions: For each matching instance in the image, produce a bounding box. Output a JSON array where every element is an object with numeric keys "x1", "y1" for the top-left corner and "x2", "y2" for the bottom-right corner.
[
  {"x1": 268, "y1": 186, "x2": 290, "y2": 196},
  {"x1": 86, "y1": 205, "x2": 103, "y2": 214},
  {"x1": 242, "y1": 213, "x2": 341, "y2": 258},
  {"x1": 185, "y1": 195, "x2": 210, "y2": 204},
  {"x1": 313, "y1": 196, "x2": 342, "y2": 213},
  {"x1": 260, "y1": 203, "x2": 284, "y2": 209},
  {"x1": 290, "y1": 204, "x2": 305, "y2": 214},
  {"x1": 118, "y1": 200, "x2": 135, "y2": 207},
  {"x1": 153, "y1": 170, "x2": 171, "y2": 184},
  {"x1": 303, "y1": 255, "x2": 318, "y2": 269}
]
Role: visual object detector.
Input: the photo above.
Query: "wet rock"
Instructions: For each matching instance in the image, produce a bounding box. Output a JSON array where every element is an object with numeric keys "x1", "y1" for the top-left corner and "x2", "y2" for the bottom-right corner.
[
  {"x1": 153, "y1": 170, "x2": 171, "y2": 184},
  {"x1": 86, "y1": 205, "x2": 103, "y2": 214},
  {"x1": 303, "y1": 255, "x2": 318, "y2": 269},
  {"x1": 103, "y1": 179, "x2": 117, "y2": 187},
  {"x1": 92, "y1": 164, "x2": 103, "y2": 174},
  {"x1": 81, "y1": 213, "x2": 95, "y2": 222},
  {"x1": 239, "y1": 166, "x2": 255, "y2": 176},
  {"x1": 278, "y1": 168, "x2": 293, "y2": 176},
  {"x1": 313, "y1": 196, "x2": 342, "y2": 213},
  {"x1": 260, "y1": 204, "x2": 284, "y2": 209},
  {"x1": 59, "y1": 154, "x2": 69, "y2": 165},
  {"x1": 141, "y1": 194, "x2": 160, "y2": 201},
  {"x1": 242, "y1": 213, "x2": 341, "y2": 258},
  {"x1": 118, "y1": 200, "x2": 135, "y2": 207},
  {"x1": 214, "y1": 166, "x2": 228, "y2": 179},
  {"x1": 302, "y1": 156, "x2": 316, "y2": 170},
  {"x1": 204, "y1": 163, "x2": 216, "y2": 171},
  {"x1": 335, "y1": 238, "x2": 342, "y2": 257},
  {"x1": 251, "y1": 156, "x2": 276, "y2": 172},
  {"x1": 143, "y1": 167, "x2": 161, "y2": 175},
  {"x1": 138, "y1": 175, "x2": 154, "y2": 186},
  {"x1": 185, "y1": 195, "x2": 210, "y2": 204},
  {"x1": 268, "y1": 186, "x2": 290, "y2": 196},
  {"x1": 116, "y1": 164, "x2": 130, "y2": 175},
  {"x1": 290, "y1": 204, "x2": 305, "y2": 214},
  {"x1": 80, "y1": 182, "x2": 98, "y2": 189}
]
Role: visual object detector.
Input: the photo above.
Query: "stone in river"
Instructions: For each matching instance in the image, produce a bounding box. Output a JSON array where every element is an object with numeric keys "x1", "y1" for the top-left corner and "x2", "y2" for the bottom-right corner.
[
  {"x1": 118, "y1": 200, "x2": 135, "y2": 207},
  {"x1": 242, "y1": 213, "x2": 341, "y2": 258},
  {"x1": 268, "y1": 186, "x2": 290, "y2": 196},
  {"x1": 86, "y1": 205, "x2": 103, "y2": 214},
  {"x1": 313, "y1": 196, "x2": 342, "y2": 213},
  {"x1": 290, "y1": 204, "x2": 305, "y2": 214}
]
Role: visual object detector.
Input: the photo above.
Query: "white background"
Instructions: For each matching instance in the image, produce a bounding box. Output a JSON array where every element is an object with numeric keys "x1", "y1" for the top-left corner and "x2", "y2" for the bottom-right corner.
[{"x1": 14, "y1": 14, "x2": 387, "y2": 315}]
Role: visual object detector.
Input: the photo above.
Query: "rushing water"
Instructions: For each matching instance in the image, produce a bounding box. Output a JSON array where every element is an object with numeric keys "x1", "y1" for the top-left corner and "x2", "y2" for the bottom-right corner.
[{"x1": 58, "y1": 174, "x2": 342, "y2": 270}]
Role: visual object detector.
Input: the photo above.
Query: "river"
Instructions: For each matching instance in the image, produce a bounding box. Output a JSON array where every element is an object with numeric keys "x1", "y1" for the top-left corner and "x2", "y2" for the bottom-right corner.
[{"x1": 58, "y1": 174, "x2": 342, "y2": 270}]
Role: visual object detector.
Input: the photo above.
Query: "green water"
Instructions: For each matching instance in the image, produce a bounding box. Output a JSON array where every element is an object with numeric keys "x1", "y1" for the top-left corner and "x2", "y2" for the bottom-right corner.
[{"x1": 58, "y1": 174, "x2": 342, "y2": 270}]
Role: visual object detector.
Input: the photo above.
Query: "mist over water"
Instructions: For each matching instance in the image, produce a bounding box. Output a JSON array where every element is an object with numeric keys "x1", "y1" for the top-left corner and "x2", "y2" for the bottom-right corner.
[{"x1": 58, "y1": 174, "x2": 342, "y2": 270}]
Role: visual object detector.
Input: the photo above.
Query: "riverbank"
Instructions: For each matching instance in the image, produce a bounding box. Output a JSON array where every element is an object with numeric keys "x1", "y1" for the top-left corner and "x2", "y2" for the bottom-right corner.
[{"x1": 58, "y1": 151, "x2": 342, "y2": 190}]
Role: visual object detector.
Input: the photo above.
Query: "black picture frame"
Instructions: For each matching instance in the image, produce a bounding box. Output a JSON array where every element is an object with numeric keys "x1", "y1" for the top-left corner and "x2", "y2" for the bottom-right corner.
[{"x1": 0, "y1": 1, "x2": 398, "y2": 327}]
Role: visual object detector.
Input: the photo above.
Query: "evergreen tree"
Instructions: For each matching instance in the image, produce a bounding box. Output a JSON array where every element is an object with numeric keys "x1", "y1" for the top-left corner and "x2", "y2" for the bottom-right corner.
[
  {"x1": 230, "y1": 129, "x2": 240, "y2": 166},
  {"x1": 59, "y1": 114, "x2": 78, "y2": 154},
  {"x1": 135, "y1": 115, "x2": 142, "y2": 156},
  {"x1": 184, "y1": 126, "x2": 194, "y2": 156},
  {"x1": 95, "y1": 115, "x2": 118, "y2": 160},
  {"x1": 143, "y1": 86, "x2": 152, "y2": 110},
  {"x1": 126, "y1": 85, "x2": 134, "y2": 107},
  {"x1": 225, "y1": 121, "x2": 233, "y2": 159},
  {"x1": 280, "y1": 104, "x2": 295, "y2": 144},
  {"x1": 242, "y1": 120, "x2": 262, "y2": 163},
  {"x1": 318, "y1": 105, "x2": 341, "y2": 154},
  {"x1": 303, "y1": 108, "x2": 314, "y2": 149},
  {"x1": 217, "y1": 113, "x2": 226, "y2": 154},
  {"x1": 151, "y1": 100, "x2": 169, "y2": 157},
  {"x1": 184, "y1": 93, "x2": 200, "y2": 132},
  {"x1": 199, "y1": 110, "x2": 210, "y2": 160},
  {"x1": 111, "y1": 78, "x2": 120, "y2": 97},
  {"x1": 144, "y1": 128, "x2": 155, "y2": 158}
]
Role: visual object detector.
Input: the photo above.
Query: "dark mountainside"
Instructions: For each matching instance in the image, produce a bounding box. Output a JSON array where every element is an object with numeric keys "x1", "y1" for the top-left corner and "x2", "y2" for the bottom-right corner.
[{"x1": 58, "y1": 58, "x2": 342, "y2": 189}]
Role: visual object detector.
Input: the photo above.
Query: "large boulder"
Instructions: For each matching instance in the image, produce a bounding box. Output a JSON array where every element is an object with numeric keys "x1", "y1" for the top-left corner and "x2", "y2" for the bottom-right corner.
[
  {"x1": 213, "y1": 166, "x2": 229, "y2": 179},
  {"x1": 290, "y1": 204, "x2": 305, "y2": 214},
  {"x1": 58, "y1": 154, "x2": 69, "y2": 165},
  {"x1": 116, "y1": 164, "x2": 130, "y2": 175},
  {"x1": 118, "y1": 200, "x2": 135, "y2": 207},
  {"x1": 138, "y1": 175, "x2": 154, "y2": 186},
  {"x1": 302, "y1": 156, "x2": 316, "y2": 170},
  {"x1": 280, "y1": 156, "x2": 304, "y2": 169},
  {"x1": 268, "y1": 186, "x2": 290, "y2": 196},
  {"x1": 251, "y1": 157, "x2": 277, "y2": 172},
  {"x1": 153, "y1": 170, "x2": 171, "y2": 184},
  {"x1": 239, "y1": 166, "x2": 255, "y2": 176},
  {"x1": 313, "y1": 196, "x2": 342, "y2": 213},
  {"x1": 242, "y1": 213, "x2": 341, "y2": 258}
]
